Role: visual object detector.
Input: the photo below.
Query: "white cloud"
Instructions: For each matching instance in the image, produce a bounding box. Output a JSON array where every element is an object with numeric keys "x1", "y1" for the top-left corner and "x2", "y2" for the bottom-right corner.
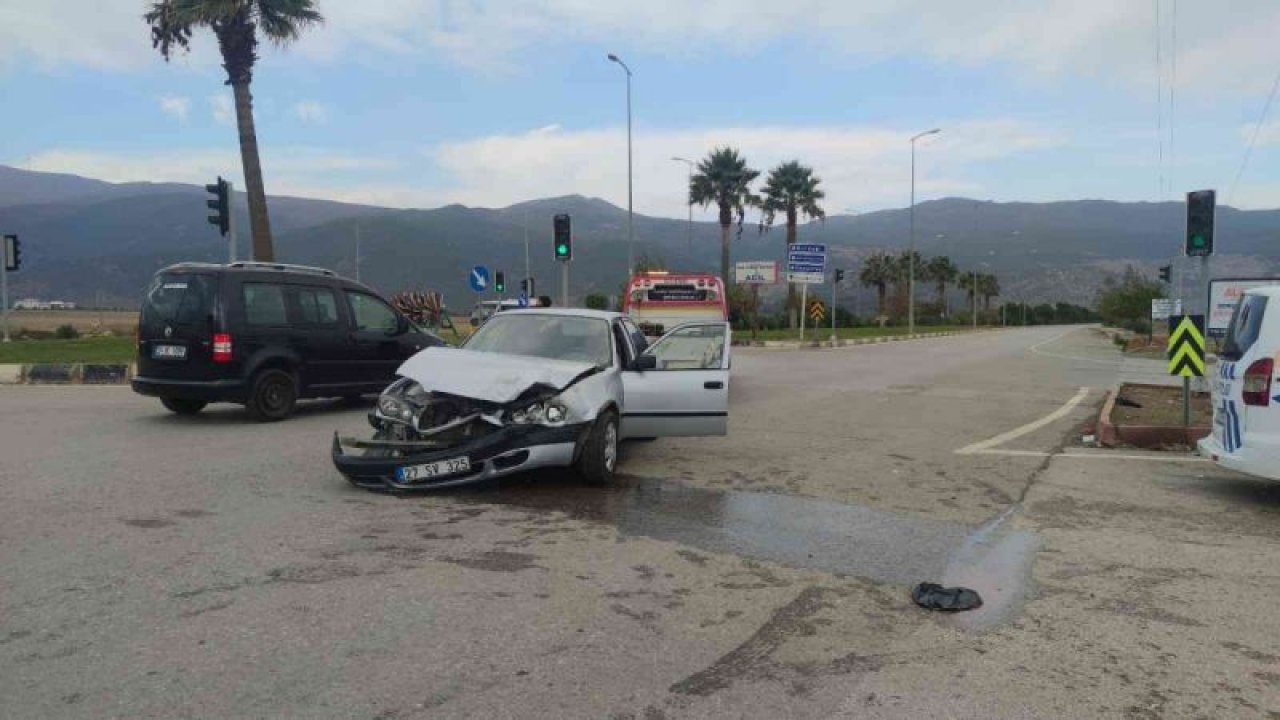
[
  {"x1": 5, "y1": 1, "x2": 1280, "y2": 95},
  {"x1": 209, "y1": 95, "x2": 234, "y2": 126},
  {"x1": 293, "y1": 101, "x2": 328, "y2": 124},
  {"x1": 158, "y1": 95, "x2": 191, "y2": 123}
]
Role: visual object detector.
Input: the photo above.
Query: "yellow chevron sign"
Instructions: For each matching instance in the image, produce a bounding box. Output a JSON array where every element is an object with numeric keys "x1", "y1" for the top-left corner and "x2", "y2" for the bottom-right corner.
[
  {"x1": 808, "y1": 299, "x2": 825, "y2": 323},
  {"x1": 1167, "y1": 314, "x2": 1206, "y2": 377}
]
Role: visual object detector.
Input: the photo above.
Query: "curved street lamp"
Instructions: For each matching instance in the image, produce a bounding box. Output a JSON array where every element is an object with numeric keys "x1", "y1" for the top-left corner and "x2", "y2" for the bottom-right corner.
[
  {"x1": 608, "y1": 54, "x2": 634, "y2": 276},
  {"x1": 908, "y1": 127, "x2": 941, "y2": 335}
]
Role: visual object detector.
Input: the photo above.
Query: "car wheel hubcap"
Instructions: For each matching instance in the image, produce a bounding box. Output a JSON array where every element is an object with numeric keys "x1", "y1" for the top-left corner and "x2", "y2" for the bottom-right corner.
[{"x1": 603, "y1": 422, "x2": 617, "y2": 472}]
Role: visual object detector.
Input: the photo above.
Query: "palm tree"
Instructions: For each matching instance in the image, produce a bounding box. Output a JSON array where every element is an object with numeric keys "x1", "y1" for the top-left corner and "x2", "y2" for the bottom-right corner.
[
  {"x1": 859, "y1": 252, "x2": 896, "y2": 317},
  {"x1": 978, "y1": 273, "x2": 1001, "y2": 311},
  {"x1": 759, "y1": 161, "x2": 825, "y2": 328},
  {"x1": 145, "y1": 0, "x2": 323, "y2": 263},
  {"x1": 924, "y1": 256, "x2": 958, "y2": 316},
  {"x1": 891, "y1": 249, "x2": 922, "y2": 318},
  {"x1": 690, "y1": 147, "x2": 760, "y2": 288},
  {"x1": 958, "y1": 272, "x2": 978, "y2": 316}
]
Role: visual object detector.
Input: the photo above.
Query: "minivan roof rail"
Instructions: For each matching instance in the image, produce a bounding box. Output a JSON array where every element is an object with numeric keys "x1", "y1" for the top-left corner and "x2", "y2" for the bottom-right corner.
[{"x1": 227, "y1": 261, "x2": 336, "y2": 277}]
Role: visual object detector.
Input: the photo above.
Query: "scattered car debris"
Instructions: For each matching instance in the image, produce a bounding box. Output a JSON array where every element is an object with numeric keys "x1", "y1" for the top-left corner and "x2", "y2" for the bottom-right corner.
[
  {"x1": 1114, "y1": 395, "x2": 1143, "y2": 409},
  {"x1": 912, "y1": 582, "x2": 984, "y2": 611}
]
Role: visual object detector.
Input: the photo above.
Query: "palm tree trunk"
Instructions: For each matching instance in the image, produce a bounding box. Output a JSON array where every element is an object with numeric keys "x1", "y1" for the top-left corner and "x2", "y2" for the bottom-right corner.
[
  {"x1": 786, "y1": 220, "x2": 798, "y2": 329},
  {"x1": 876, "y1": 284, "x2": 886, "y2": 316},
  {"x1": 719, "y1": 221, "x2": 731, "y2": 290},
  {"x1": 232, "y1": 81, "x2": 274, "y2": 262}
]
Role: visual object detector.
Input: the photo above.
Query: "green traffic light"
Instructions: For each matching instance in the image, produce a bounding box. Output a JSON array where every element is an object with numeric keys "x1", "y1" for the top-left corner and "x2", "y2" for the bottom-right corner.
[
  {"x1": 1192, "y1": 235, "x2": 1205, "y2": 247},
  {"x1": 557, "y1": 243, "x2": 569, "y2": 256}
]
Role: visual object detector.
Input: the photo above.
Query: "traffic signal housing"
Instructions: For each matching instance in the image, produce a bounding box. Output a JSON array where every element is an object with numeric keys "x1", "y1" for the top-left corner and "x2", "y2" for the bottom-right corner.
[
  {"x1": 1158, "y1": 265, "x2": 1171, "y2": 283},
  {"x1": 553, "y1": 214, "x2": 572, "y2": 261},
  {"x1": 834, "y1": 268, "x2": 845, "y2": 283},
  {"x1": 1185, "y1": 189, "x2": 1215, "y2": 257},
  {"x1": 3, "y1": 234, "x2": 19, "y2": 272},
  {"x1": 495, "y1": 271, "x2": 506, "y2": 293},
  {"x1": 206, "y1": 176, "x2": 230, "y2": 237}
]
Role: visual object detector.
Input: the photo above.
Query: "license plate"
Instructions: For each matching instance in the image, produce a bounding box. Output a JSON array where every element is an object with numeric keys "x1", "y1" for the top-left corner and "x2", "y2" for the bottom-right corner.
[
  {"x1": 151, "y1": 344, "x2": 187, "y2": 360},
  {"x1": 395, "y1": 456, "x2": 471, "y2": 483}
]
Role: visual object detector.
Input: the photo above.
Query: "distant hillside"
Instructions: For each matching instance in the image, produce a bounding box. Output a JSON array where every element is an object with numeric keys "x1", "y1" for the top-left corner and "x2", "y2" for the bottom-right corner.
[{"x1": 0, "y1": 164, "x2": 1276, "y2": 310}]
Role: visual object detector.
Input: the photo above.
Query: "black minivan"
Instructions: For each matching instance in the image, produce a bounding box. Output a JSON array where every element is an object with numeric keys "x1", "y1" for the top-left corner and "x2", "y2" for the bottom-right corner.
[{"x1": 132, "y1": 262, "x2": 446, "y2": 420}]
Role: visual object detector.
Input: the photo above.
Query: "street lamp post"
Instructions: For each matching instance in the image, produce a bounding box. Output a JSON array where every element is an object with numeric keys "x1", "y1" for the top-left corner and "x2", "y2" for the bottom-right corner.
[
  {"x1": 608, "y1": 53, "x2": 634, "y2": 277},
  {"x1": 908, "y1": 128, "x2": 941, "y2": 336},
  {"x1": 672, "y1": 157, "x2": 694, "y2": 256}
]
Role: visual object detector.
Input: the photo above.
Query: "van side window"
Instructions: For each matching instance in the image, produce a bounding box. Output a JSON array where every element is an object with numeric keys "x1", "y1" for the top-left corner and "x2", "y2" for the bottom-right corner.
[
  {"x1": 347, "y1": 291, "x2": 399, "y2": 333},
  {"x1": 242, "y1": 283, "x2": 288, "y2": 326},
  {"x1": 293, "y1": 286, "x2": 340, "y2": 326}
]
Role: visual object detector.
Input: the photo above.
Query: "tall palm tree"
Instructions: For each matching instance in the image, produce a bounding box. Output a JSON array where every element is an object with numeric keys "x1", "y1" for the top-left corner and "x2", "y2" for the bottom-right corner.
[
  {"x1": 978, "y1": 273, "x2": 1001, "y2": 310},
  {"x1": 924, "y1": 255, "x2": 959, "y2": 316},
  {"x1": 690, "y1": 147, "x2": 760, "y2": 287},
  {"x1": 859, "y1": 252, "x2": 895, "y2": 317},
  {"x1": 958, "y1": 272, "x2": 978, "y2": 316},
  {"x1": 759, "y1": 161, "x2": 825, "y2": 328},
  {"x1": 146, "y1": 0, "x2": 323, "y2": 263},
  {"x1": 891, "y1": 249, "x2": 922, "y2": 318}
]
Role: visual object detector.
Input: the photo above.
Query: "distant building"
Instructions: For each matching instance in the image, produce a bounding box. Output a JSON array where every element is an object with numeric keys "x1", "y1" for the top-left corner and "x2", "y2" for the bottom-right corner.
[{"x1": 13, "y1": 299, "x2": 76, "y2": 310}]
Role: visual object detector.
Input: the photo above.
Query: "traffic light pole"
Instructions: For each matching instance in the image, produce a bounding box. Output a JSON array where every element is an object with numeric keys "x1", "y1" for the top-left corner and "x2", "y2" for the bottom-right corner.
[
  {"x1": 830, "y1": 276, "x2": 837, "y2": 342},
  {"x1": 228, "y1": 181, "x2": 237, "y2": 262},
  {"x1": 1, "y1": 260, "x2": 9, "y2": 343},
  {"x1": 560, "y1": 262, "x2": 569, "y2": 308}
]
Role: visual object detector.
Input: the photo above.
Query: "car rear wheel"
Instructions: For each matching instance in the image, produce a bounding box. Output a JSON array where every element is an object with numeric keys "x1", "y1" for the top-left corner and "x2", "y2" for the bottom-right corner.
[
  {"x1": 579, "y1": 410, "x2": 619, "y2": 486},
  {"x1": 247, "y1": 368, "x2": 298, "y2": 421},
  {"x1": 161, "y1": 397, "x2": 206, "y2": 415}
]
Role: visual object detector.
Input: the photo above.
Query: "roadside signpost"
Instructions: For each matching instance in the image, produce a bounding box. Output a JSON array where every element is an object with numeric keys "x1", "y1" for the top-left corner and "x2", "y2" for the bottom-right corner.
[
  {"x1": 1150, "y1": 298, "x2": 1182, "y2": 342},
  {"x1": 517, "y1": 292, "x2": 529, "y2": 308},
  {"x1": 735, "y1": 261, "x2": 780, "y2": 285},
  {"x1": 808, "y1": 299, "x2": 826, "y2": 324},
  {"x1": 2, "y1": 234, "x2": 19, "y2": 343},
  {"x1": 1167, "y1": 314, "x2": 1207, "y2": 429},
  {"x1": 469, "y1": 265, "x2": 490, "y2": 293},
  {"x1": 787, "y1": 243, "x2": 826, "y2": 341}
]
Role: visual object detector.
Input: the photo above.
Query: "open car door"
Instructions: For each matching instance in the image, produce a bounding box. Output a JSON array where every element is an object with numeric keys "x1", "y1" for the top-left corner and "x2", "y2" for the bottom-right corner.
[{"x1": 620, "y1": 322, "x2": 731, "y2": 438}]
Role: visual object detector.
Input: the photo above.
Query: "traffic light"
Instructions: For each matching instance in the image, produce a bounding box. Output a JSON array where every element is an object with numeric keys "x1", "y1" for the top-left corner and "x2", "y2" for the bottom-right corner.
[
  {"x1": 1185, "y1": 189, "x2": 1215, "y2": 257},
  {"x1": 3, "y1": 234, "x2": 18, "y2": 272},
  {"x1": 553, "y1": 214, "x2": 572, "y2": 261},
  {"x1": 1158, "y1": 265, "x2": 1172, "y2": 283},
  {"x1": 495, "y1": 271, "x2": 506, "y2": 293},
  {"x1": 834, "y1": 268, "x2": 845, "y2": 283},
  {"x1": 206, "y1": 176, "x2": 230, "y2": 237}
]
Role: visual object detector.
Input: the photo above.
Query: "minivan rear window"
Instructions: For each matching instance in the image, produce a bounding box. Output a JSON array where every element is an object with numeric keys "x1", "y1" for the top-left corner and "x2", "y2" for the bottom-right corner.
[
  {"x1": 1222, "y1": 294, "x2": 1268, "y2": 361},
  {"x1": 142, "y1": 273, "x2": 216, "y2": 329}
]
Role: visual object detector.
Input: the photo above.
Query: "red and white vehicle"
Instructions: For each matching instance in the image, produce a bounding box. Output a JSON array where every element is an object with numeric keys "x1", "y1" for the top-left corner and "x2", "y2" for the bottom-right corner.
[{"x1": 622, "y1": 272, "x2": 727, "y2": 336}]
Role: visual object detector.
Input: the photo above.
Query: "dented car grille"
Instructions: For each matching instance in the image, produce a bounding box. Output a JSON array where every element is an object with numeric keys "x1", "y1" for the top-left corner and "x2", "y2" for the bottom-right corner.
[{"x1": 410, "y1": 394, "x2": 499, "y2": 448}]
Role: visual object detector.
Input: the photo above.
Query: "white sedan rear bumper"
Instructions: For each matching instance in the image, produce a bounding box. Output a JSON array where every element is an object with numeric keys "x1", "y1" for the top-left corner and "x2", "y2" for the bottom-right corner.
[{"x1": 1198, "y1": 434, "x2": 1280, "y2": 482}]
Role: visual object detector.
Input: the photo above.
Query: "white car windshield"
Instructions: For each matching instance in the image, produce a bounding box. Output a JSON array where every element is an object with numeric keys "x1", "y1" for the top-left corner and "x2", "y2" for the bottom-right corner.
[{"x1": 464, "y1": 314, "x2": 612, "y2": 367}]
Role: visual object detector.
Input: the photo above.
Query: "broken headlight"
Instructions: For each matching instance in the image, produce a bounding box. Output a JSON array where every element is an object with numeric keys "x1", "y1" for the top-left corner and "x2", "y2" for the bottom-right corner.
[
  {"x1": 375, "y1": 378, "x2": 427, "y2": 424},
  {"x1": 508, "y1": 399, "x2": 569, "y2": 426}
]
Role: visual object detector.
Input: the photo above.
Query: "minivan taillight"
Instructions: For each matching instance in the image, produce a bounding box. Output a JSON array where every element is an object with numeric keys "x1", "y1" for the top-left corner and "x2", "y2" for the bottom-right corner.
[
  {"x1": 212, "y1": 333, "x2": 233, "y2": 363},
  {"x1": 1242, "y1": 358, "x2": 1274, "y2": 407}
]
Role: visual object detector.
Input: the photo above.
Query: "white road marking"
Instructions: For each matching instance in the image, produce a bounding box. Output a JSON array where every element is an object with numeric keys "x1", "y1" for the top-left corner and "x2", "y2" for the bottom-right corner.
[
  {"x1": 956, "y1": 386, "x2": 1091, "y2": 455},
  {"x1": 1027, "y1": 327, "x2": 1127, "y2": 366},
  {"x1": 966, "y1": 448, "x2": 1210, "y2": 463}
]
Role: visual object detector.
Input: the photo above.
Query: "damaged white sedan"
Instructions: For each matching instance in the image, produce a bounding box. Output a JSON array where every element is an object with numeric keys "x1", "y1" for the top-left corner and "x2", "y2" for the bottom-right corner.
[{"x1": 332, "y1": 309, "x2": 730, "y2": 490}]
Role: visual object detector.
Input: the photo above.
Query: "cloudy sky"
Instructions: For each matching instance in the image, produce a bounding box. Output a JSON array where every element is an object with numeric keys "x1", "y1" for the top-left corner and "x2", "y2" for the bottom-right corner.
[{"x1": 3, "y1": 1, "x2": 1280, "y2": 219}]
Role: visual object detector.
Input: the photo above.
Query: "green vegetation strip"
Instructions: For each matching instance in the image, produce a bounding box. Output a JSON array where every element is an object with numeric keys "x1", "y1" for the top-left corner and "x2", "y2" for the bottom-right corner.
[
  {"x1": 747, "y1": 325, "x2": 981, "y2": 342},
  {"x1": 0, "y1": 337, "x2": 137, "y2": 364}
]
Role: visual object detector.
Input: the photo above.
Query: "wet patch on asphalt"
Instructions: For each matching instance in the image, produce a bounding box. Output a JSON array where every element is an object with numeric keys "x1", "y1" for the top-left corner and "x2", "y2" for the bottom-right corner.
[{"x1": 440, "y1": 550, "x2": 541, "y2": 572}]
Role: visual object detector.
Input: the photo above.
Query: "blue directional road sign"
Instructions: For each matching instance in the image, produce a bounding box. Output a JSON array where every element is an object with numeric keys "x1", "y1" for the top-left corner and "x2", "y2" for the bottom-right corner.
[
  {"x1": 787, "y1": 243, "x2": 826, "y2": 284},
  {"x1": 517, "y1": 292, "x2": 529, "y2": 308},
  {"x1": 469, "y1": 265, "x2": 490, "y2": 293}
]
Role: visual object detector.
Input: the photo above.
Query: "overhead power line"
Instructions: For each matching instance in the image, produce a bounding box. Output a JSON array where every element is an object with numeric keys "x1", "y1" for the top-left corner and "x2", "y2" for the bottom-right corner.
[{"x1": 1227, "y1": 65, "x2": 1280, "y2": 206}]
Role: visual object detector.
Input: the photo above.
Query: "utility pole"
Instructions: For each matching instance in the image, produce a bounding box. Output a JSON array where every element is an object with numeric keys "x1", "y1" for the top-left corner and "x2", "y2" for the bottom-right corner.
[
  {"x1": 354, "y1": 223, "x2": 361, "y2": 282},
  {"x1": 908, "y1": 128, "x2": 941, "y2": 336},
  {"x1": 227, "y1": 181, "x2": 237, "y2": 262},
  {"x1": 972, "y1": 270, "x2": 978, "y2": 330}
]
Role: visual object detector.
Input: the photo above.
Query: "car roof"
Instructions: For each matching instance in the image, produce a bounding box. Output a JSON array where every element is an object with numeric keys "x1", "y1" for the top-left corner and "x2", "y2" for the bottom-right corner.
[
  {"x1": 503, "y1": 308, "x2": 624, "y2": 321},
  {"x1": 159, "y1": 262, "x2": 369, "y2": 289}
]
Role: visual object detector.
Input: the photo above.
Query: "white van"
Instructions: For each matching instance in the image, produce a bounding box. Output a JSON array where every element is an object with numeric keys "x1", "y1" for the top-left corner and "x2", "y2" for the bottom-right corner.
[
  {"x1": 469, "y1": 299, "x2": 532, "y2": 327},
  {"x1": 1198, "y1": 286, "x2": 1280, "y2": 480}
]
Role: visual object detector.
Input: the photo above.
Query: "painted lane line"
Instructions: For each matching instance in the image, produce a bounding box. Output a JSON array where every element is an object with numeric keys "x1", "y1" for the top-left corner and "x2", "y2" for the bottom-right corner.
[
  {"x1": 966, "y1": 448, "x2": 1210, "y2": 463},
  {"x1": 1027, "y1": 326, "x2": 1128, "y2": 366},
  {"x1": 955, "y1": 387, "x2": 1091, "y2": 455}
]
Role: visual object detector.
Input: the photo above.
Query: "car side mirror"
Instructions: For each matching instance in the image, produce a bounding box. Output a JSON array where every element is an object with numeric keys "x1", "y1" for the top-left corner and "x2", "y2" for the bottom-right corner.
[
  {"x1": 388, "y1": 315, "x2": 409, "y2": 336},
  {"x1": 631, "y1": 354, "x2": 657, "y2": 371}
]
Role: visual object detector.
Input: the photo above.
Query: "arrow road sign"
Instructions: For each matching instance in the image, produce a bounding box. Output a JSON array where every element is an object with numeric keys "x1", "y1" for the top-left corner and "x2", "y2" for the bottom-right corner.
[
  {"x1": 1167, "y1": 314, "x2": 1206, "y2": 377},
  {"x1": 808, "y1": 298, "x2": 826, "y2": 323},
  {"x1": 469, "y1": 265, "x2": 490, "y2": 293},
  {"x1": 787, "y1": 243, "x2": 826, "y2": 285},
  {"x1": 517, "y1": 292, "x2": 529, "y2": 308}
]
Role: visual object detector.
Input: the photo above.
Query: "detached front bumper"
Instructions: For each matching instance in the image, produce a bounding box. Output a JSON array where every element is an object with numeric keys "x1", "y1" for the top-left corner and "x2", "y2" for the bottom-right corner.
[{"x1": 332, "y1": 422, "x2": 588, "y2": 490}]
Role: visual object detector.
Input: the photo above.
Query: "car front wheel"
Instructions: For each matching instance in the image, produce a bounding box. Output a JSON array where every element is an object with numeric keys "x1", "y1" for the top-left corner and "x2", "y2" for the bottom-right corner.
[
  {"x1": 161, "y1": 397, "x2": 207, "y2": 415},
  {"x1": 246, "y1": 368, "x2": 298, "y2": 421},
  {"x1": 579, "y1": 410, "x2": 619, "y2": 485}
]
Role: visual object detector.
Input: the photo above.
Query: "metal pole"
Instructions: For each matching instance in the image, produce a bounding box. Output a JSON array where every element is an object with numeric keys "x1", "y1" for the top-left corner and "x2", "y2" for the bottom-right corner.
[
  {"x1": 228, "y1": 181, "x2": 237, "y2": 262},
  {"x1": 800, "y1": 283, "x2": 808, "y2": 342},
  {"x1": 523, "y1": 218, "x2": 530, "y2": 299},
  {"x1": 561, "y1": 262, "x2": 569, "y2": 308},
  {"x1": 972, "y1": 270, "x2": 978, "y2": 329},
  {"x1": 609, "y1": 55, "x2": 634, "y2": 276},
  {"x1": 354, "y1": 223, "x2": 361, "y2": 282},
  {"x1": 909, "y1": 141, "x2": 916, "y2": 336},
  {"x1": 1183, "y1": 376, "x2": 1191, "y2": 429},
  {"x1": 831, "y1": 275, "x2": 837, "y2": 342},
  {"x1": 686, "y1": 165, "x2": 692, "y2": 256},
  {"x1": 1, "y1": 253, "x2": 9, "y2": 343}
]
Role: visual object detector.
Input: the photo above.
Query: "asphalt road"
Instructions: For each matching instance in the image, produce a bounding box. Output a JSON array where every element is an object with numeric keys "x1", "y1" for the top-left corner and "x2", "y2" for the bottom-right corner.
[{"x1": 2, "y1": 326, "x2": 1278, "y2": 719}]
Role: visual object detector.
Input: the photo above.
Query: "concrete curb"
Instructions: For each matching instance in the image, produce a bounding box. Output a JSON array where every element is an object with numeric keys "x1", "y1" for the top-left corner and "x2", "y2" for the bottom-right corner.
[
  {"x1": 731, "y1": 328, "x2": 999, "y2": 349},
  {"x1": 0, "y1": 363, "x2": 135, "y2": 385},
  {"x1": 1098, "y1": 383, "x2": 1211, "y2": 449}
]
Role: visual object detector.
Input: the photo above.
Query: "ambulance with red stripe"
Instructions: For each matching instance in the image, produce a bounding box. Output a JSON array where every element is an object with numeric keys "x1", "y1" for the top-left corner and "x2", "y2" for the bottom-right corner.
[
  {"x1": 622, "y1": 272, "x2": 728, "y2": 337},
  {"x1": 1199, "y1": 286, "x2": 1280, "y2": 480}
]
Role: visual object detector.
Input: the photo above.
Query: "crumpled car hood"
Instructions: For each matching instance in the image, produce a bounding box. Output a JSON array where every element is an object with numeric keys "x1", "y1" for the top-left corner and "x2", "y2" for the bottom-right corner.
[{"x1": 395, "y1": 347, "x2": 598, "y2": 404}]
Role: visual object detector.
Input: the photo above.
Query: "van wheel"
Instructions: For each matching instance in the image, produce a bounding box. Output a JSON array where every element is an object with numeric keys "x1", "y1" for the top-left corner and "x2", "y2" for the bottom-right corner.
[
  {"x1": 579, "y1": 410, "x2": 619, "y2": 486},
  {"x1": 247, "y1": 369, "x2": 298, "y2": 421},
  {"x1": 161, "y1": 397, "x2": 206, "y2": 415}
]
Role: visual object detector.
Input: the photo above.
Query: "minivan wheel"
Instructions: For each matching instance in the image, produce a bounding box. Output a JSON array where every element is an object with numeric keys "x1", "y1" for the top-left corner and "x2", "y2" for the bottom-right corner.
[
  {"x1": 161, "y1": 397, "x2": 207, "y2": 415},
  {"x1": 579, "y1": 410, "x2": 619, "y2": 486},
  {"x1": 247, "y1": 369, "x2": 298, "y2": 421}
]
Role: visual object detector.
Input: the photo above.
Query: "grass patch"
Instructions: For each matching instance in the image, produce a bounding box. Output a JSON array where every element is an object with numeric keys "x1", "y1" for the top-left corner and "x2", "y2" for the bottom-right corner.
[
  {"x1": 747, "y1": 325, "x2": 983, "y2": 342},
  {"x1": 0, "y1": 336, "x2": 136, "y2": 364}
]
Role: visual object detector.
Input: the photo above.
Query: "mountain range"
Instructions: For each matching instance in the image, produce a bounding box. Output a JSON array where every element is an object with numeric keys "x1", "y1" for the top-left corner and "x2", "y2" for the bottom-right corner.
[{"x1": 0, "y1": 164, "x2": 1275, "y2": 312}]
